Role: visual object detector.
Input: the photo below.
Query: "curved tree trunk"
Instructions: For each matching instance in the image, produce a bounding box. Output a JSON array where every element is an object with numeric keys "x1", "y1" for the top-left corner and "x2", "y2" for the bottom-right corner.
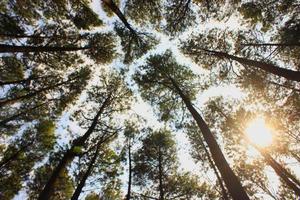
[
  {"x1": 168, "y1": 77, "x2": 250, "y2": 200},
  {"x1": 38, "y1": 95, "x2": 111, "y2": 200},
  {"x1": 201, "y1": 48, "x2": 300, "y2": 82}
]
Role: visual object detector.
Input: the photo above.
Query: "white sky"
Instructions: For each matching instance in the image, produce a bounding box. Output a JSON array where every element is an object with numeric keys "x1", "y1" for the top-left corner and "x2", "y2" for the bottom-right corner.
[{"x1": 9, "y1": 0, "x2": 300, "y2": 200}]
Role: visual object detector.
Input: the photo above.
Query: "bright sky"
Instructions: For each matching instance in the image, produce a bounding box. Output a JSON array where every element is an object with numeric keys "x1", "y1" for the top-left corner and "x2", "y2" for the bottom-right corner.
[{"x1": 10, "y1": 1, "x2": 299, "y2": 199}]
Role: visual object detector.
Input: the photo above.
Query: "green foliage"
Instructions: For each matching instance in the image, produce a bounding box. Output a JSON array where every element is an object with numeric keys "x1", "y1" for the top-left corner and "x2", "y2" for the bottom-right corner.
[
  {"x1": 164, "y1": 0, "x2": 196, "y2": 36},
  {"x1": 114, "y1": 23, "x2": 158, "y2": 64},
  {"x1": 125, "y1": 0, "x2": 162, "y2": 28},
  {"x1": 27, "y1": 162, "x2": 74, "y2": 200},
  {"x1": 1, "y1": 1, "x2": 299, "y2": 199},
  {"x1": 87, "y1": 32, "x2": 117, "y2": 64},
  {"x1": 133, "y1": 128, "x2": 207, "y2": 198},
  {"x1": 100, "y1": 0, "x2": 120, "y2": 17},
  {"x1": 71, "y1": 3, "x2": 103, "y2": 30},
  {"x1": 0, "y1": 13, "x2": 24, "y2": 35},
  {"x1": 85, "y1": 192, "x2": 100, "y2": 200},
  {"x1": 0, "y1": 56, "x2": 24, "y2": 82},
  {"x1": 134, "y1": 50, "x2": 199, "y2": 122}
]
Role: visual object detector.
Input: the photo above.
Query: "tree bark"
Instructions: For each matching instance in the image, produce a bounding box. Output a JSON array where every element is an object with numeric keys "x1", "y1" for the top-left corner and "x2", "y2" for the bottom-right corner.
[
  {"x1": 215, "y1": 107, "x2": 300, "y2": 196},
  {"x1": 241, "y1": 43, "x2": 300, "y2": 47},
  {"x1": 257, "y1": 146, "x2": 300, "y2": 196},
  {"x1": 196, "y1": 135, "x2": 229, "y2": 200},
  {"x1": 200, "y1": 48, "x2": 300, "y2": 82},
  {"x1": 0, "y1": 33, "x2": 53, "y2": 39},
  {"x1": 37, "y1": 95, "x2": 111, "y2": 200},
  {"x1": 71, "y1": 145, "x2": 100, "y2": 200},
  {"x1": 158, "y1": 146, "x2": 165, "y2": 200},
  {"x1": 0, "y1": 75, "x2": 55, "y2": 87},
  {"x1": 126, "y1": 139, "x2": 132, "y2": 200},
  {"x1": 101, "y1": 0, "x2": 137, "y2": 36},
  {"x1": 168, "y1": 77, "x2": 250, "y2": 200},
  {"x1": 0, "y1": 44, "x2": 89, "y2": 53}
]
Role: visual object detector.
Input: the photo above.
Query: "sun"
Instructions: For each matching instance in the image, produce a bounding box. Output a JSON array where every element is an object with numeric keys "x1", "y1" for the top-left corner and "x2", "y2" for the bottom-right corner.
[{"x1": 245, "y1": 117, "x2": 273, "y2": 148}]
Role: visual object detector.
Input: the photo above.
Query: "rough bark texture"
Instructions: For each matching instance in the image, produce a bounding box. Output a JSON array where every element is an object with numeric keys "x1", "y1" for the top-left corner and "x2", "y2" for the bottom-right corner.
[
  {"x1": 126, "y1": 139, "x2": 132, "y2": 200},
  {"x1": 168, "y1": 77, "x2": 250, "y2": 200},
  {"x1": 201, "y1": 48, "x2": 300, "y2": 82},
  {"x1": 158, "y1": 146, "x2": 165, "y2": 200},
  {"x1": 101, "y1": 0, "x2": 137, "y2": 36},
  {"x1": 197, "y1": 135, "x2": 229, "y2": 200},
  {"x1": 216, "y1": 107, "x2": 300, "y2": 196},
  {"x1": 38, "y1": 95, "x2": 111, "y2": 200},
  {"x1": 71, "y1": 145, "x2": 100, "y2": 200}
]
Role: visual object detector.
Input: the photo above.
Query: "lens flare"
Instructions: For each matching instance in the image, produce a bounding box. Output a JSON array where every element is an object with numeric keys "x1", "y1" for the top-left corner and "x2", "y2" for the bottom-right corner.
[{"x1": 245, "y1": 117, "x2": 273, "y2": 147}]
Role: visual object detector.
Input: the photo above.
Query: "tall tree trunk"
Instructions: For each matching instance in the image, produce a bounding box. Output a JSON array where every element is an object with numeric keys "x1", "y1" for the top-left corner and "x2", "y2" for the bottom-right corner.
[
  {"x1": 101, "y1": 0, "x2": 137, "y2": 36},
  {"x1": 201, "y1": 48, "x2": 300, "y2": 82},
  {"x1": 158, "y1": 146, "x2": 164, "y2": 200},
  {"x1": 196, "y1": 135, "x2": 229, "y2": 200},
  {"x1": 168, "y1": 77, "x2": 250, "y2": 200},
  {"x1": 126, "y1": 139, "x2": 132, "y2": 200},
  {"x1": 241, "y1": 43, "x2": 300, "y2": 47},
  {"x1": 215, "y1": 107, "x2": 300, "y2": 196},
  {"x1": 38, "y1": 95, "x2": 111, "y2": 200},
  {"x1": 71, "y1": 145, "x2": 100, "y2": 200},
  {"x1": 256, "y1": 145, "x2": 300, "y2": 196},
  {"x1": 0, "y1": 44, "x2": 89, "y2": 53}
]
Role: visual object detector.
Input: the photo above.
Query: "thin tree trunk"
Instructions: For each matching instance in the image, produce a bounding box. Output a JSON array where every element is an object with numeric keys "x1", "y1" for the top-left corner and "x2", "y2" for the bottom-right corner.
[
  {"x1": 0, "y1": 33, "x2": 53, "y2": 39},
  {"x1": 291, "y1": 152, "x2": 300, "y2": 164},
  {"x1": 0, "y1": 75, "x2": 55, "y2": 87},
  {"x1": 168, "y1": 77, "x2": 250, "y2": 200},
  {"x1": 0, "y1": 141, "x2": 33, "y2": 169},
  {"x1": 0, "y1": 44, "x2": 90, "y2": 53},
  {"x1": 101, "y1": 0, "x2": 137, "y2": 36},
  {"x1": 38, "y1": 95, "x2": 111, "y2": 200},
  {"x1": 158, "y1": 146, "x2": 164, "y2": 200},
  {"x1": 201, "y1": 48, "x2": 300, "y2": 82},
  {"x1": 0, "y1": 76, "x2": 78, "y2": 107},
  {"x1": 71, "y1": 145, "x2": 100, "y2": 200},
  {"x1": 241, "y1": 43, "x2": 300, "y2": 47},
  {"x1": 0, "y1": 102, "x2": 49, "y2": 126},
  {"x1": 257, "y1": 146, "x2": 300, "y2": 196},
  {"x1": 126, "y1": 139, "x2": 132, "y2": 200}
]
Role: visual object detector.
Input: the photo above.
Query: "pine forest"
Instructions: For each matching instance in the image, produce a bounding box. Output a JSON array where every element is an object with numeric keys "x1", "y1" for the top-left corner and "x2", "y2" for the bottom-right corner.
[{"x1": 0, "y1": 0, "x2": 300, "y2": 199}]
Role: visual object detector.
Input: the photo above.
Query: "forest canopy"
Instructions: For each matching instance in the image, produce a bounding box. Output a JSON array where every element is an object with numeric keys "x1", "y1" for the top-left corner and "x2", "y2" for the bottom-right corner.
[{"x1": 0, "y1": 0, "x2": 300, "y2": 199}]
